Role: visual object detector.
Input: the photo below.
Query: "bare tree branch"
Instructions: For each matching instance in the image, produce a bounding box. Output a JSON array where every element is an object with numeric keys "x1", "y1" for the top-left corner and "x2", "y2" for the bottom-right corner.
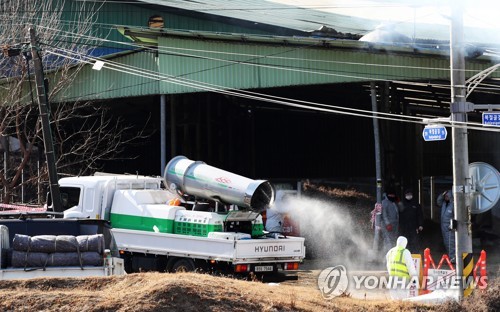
[{"x1": 0, "y1": 1, "x2": 151, "y2": 203}]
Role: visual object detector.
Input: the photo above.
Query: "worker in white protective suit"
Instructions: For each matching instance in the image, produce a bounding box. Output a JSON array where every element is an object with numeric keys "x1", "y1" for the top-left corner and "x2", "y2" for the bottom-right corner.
[
  {"x1": 385, "y1": 236, "x2": 418, "y2": 300},
  {"x1": 265, "y1": 208, "x2": 284, "y2": 232},
  {"x1": 381, "y1": 190, "x2": 399, "y2": 254},
  {"x1": 437, "y1": 190, "x2": 455, "y2": 263},
  {"x1": 265, "y1": 191, "x2": 294, "y2": 233}
]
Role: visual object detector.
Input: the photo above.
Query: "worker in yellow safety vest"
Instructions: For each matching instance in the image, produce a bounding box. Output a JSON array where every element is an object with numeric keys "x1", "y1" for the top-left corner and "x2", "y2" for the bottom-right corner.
[{"x1": 385, "y1": 236, "x2": 418, "y2": 299}]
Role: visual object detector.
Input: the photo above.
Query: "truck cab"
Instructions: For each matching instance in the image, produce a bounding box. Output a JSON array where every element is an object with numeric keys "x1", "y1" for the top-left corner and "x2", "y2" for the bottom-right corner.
[{"x1": 53, "y1": 175, "x2": 163, "y2": 220}]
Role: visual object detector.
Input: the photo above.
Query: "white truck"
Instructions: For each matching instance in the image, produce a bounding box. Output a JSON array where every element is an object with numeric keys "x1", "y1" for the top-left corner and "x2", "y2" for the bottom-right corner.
[{"x1": 56, "y1": 156, "x2": 306, "y2": 274}]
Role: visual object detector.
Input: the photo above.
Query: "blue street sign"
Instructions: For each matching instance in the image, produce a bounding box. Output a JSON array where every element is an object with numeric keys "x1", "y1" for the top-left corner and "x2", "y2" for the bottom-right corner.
[
  {"x1": 482, "y1": 112, "x2": 500, "y2": 126},
  {"x1": 422, "y1": 125, "x2": 447, "y2": 141}
]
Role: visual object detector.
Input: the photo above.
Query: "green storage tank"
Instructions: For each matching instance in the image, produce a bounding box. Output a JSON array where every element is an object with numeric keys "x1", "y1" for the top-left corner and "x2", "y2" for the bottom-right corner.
[{"x1": 110, "y1": 189, "x2": 185, "y2": 233}]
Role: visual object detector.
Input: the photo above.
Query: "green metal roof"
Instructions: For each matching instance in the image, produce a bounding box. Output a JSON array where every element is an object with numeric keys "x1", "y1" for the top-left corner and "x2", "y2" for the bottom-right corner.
[
  {"x1": 93, "y1": 0, "x2": 279, "y2": 43},
  {"x1": 56, "y1": 50, "x2": 159, "y2": 102},
  {"x1": 134, "y1": 0, "x2": 375, "y2": 35},
  {"x1": 132, "y1": 0, "x2": 500, "y2": 44},
  {"x1": 56, "y1": 27, "x2": 500, "y2": 101}
]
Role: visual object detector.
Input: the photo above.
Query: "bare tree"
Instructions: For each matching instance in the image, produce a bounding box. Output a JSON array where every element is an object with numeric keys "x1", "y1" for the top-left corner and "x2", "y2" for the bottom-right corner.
[{"x1": 0, "y1": 1, "x2": 150, "y2": 203}]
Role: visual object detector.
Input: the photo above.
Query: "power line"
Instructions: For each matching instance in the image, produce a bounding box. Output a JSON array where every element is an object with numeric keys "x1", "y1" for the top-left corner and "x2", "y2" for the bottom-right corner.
[
  {"x1": 36, "y1": 25, "x2": 470, "y2": 77},
  {"x1": 32, "y1": 25, "x2": 500, "y2": 108},
  {"x1": 3, "y1": 40, "x2": 497, "y2": 133},
  {"x1": 37, "y1": 25, "x2": 500, "y2": 96},
  {"x1": 44, "y1": 46, "x2": 426, "y2": 122},
  {"x1": 0, "y1": 21, "x2": 493, "y2": 102},
  {"x1": 44, "y1": 45, "x2": 500, "y2": 133}
]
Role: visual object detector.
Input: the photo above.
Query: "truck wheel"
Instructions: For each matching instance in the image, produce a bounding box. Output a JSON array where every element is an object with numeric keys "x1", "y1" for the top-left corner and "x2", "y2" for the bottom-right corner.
[
  {"x1": 123, "y1": 255, "x2": 133, "y2": 273},
  {"x1": 171, "y1": 258, "x2": 196, "y2": 272}
]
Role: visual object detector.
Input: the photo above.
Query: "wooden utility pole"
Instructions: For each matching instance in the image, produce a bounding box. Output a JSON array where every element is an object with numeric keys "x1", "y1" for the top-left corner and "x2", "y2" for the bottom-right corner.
[{"x1": 29, "y1": 27, "x2": 63, "y2": 213}]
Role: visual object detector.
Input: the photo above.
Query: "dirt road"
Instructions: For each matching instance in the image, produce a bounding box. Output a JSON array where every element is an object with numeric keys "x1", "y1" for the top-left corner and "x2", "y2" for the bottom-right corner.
[{"x1": 266, "y1": 260, "x2": 391, "y2": 300}]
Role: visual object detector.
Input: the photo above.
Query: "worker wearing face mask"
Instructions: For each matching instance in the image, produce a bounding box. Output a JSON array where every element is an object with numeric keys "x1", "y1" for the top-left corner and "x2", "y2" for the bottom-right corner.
[
  {"x1": 381, "y1": 189, "x2": 399, "y2": 254},
  {"x1": 398, "y1": 189, "x2": 424, "y2": 253},
  {"x1": 437, "y1": 190, "x2": 455, "y2": 263}
]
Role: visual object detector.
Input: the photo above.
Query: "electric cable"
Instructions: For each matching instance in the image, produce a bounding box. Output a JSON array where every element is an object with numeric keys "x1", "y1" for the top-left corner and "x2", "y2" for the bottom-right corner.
[{"x1": 43, "y1": 46, "x2": 500, "y2": 133}]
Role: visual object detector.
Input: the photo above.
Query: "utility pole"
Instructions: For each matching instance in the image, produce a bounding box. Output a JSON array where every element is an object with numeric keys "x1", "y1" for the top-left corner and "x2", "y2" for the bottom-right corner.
[
  {"x1": 29, "y1": 27, "x2": 63, "y2": 213},
  {"x1": 370, "y1": 82, "x2": 383, "y2": 204},
  {"x1": 450, "y1": 1, "x2": 472, "y2": 300},
  {"x1": 370, "y1": 82, "x2": 382, "y2": 258}
]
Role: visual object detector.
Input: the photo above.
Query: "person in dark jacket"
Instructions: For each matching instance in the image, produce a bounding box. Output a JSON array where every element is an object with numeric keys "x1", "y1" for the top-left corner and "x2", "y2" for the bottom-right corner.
[{"x1": 398, "y1": 189, "x2": 424, "y2": 253}]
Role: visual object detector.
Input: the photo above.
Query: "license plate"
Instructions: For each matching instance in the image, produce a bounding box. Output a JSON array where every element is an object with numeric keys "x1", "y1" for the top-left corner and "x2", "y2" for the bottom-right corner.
[{"x1": 254, "y1": 265, "x2": 273, "y2": 272}]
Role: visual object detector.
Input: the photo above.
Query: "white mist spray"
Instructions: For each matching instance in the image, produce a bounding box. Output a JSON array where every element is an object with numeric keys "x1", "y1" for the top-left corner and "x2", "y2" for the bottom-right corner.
[{"x1": 270, "y1": 194, "x2": 374, "y2": 270}]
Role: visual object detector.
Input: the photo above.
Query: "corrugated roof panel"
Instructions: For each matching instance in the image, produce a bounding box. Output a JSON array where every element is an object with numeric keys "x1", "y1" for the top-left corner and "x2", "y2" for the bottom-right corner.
[
  {"x1": 134, "y1": 0, "x2": 500, "y2": 43},
  {"x1": 136, "y1": 0, "x2": 378, "y2": 34},
  {"x1": 56, "y1": 51, "x2": 159, "y2": 102},
  {"x1": 48, "y1": 28, "x2": 500, "y2": 101},
  {"x1": 155, "y1": 35, "x2": 500, "y2": 95},
  {"x1": 98, "y1": 1, "x2": 274, "y2": 37}
]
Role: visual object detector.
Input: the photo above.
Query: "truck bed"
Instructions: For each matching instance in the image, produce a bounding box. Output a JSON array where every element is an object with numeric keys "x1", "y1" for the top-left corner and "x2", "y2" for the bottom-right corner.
[
  {"x1": 0, "y1": 257, "x2": 125, "y2": 280},
  {"x1": 112, "y1": 228, "x2": 305, "y2": 264},
  {"x1": 0, "y1": 219, "x2": 126, "y2": 280}
]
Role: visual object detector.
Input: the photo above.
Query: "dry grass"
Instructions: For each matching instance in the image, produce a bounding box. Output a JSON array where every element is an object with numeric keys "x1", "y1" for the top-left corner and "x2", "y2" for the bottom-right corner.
[
  {"x1": 458, "y1": 278, "x2": 500, "y2": 312},
  {"x1": 0, "y1": 272, "x2": 444, "y2": 312}
]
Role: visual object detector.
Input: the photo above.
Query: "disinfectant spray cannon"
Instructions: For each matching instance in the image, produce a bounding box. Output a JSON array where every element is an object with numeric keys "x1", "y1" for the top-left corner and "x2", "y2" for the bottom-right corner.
[{"x1": 164, "y1": 156, "x2": 275, "y2": 212}]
